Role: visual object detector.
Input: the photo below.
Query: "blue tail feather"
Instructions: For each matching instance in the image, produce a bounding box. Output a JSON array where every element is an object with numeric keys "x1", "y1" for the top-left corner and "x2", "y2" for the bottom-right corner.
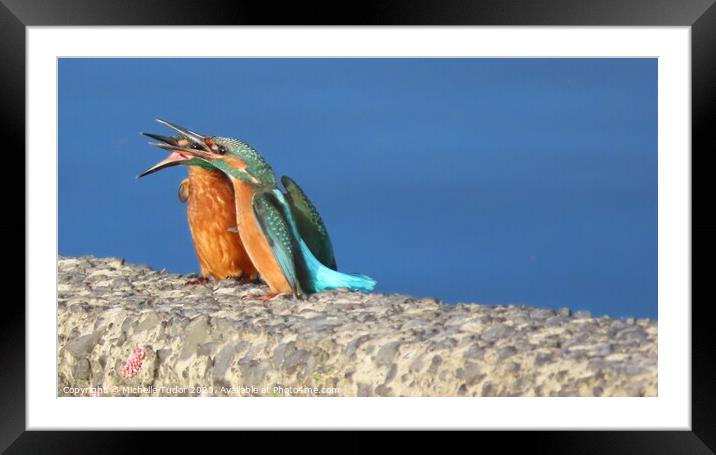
[{"x1": 298, "y1": 240, "x2": 376, "y2": 293}]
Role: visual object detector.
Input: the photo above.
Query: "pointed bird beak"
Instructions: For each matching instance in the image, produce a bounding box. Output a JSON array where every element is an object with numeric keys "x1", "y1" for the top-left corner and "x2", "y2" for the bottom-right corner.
[
  {"x1": 154, "y1": 119, "x2": 210, "y2": 147},
  {"x1": 146, "y1": 119, "x2": 217, "y2": 161},
  {"x1": 137, "y1": 119, "x2": 212, "y2": 178}
]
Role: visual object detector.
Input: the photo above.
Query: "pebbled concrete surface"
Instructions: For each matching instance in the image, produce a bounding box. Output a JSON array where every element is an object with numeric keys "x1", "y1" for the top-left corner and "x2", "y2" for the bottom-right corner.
[{"x1": 57, "y1": 256, "x2": 657, "y2": 397}]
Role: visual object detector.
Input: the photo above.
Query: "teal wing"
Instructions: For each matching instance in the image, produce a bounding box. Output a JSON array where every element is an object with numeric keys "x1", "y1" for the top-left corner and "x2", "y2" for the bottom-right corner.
[
  {"x1": 252, "y1": 191, "x2": 304, "y2": 297},
  {"x1": 280, "y1": 175, "x2": 337, "y2": 270}
]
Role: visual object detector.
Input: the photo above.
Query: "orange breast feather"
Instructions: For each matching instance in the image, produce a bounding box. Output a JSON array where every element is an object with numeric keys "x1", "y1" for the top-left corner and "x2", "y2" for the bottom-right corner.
[{"x1": 185, "y1": 166, "x2": 258, "y2": 280}]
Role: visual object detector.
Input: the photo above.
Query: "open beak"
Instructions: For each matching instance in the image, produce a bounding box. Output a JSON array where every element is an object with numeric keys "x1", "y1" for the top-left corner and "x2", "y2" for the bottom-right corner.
[{"x1": 137, "y1": 119, "x2": 213, "y2": 178}]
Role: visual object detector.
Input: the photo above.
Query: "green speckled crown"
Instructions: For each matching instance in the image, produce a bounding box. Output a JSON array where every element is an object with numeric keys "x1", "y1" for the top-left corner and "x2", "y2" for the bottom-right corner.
[{"x1": 214, "y1": 136, "x2": 276, "y2": 187}]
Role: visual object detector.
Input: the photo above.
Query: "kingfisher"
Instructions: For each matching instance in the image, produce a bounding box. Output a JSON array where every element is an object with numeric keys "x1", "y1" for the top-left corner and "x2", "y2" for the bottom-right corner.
[
  {"x1": 146, "y1": 123, "x2": 375, "y2": 299},
  {"x1": 138, "y1": 119, "x2": 258, "y2": 283}
]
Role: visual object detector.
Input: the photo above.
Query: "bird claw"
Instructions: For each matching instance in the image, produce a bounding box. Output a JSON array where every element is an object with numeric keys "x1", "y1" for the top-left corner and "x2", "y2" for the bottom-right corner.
[
  {"x1": 186, "y1": 276, "x2": 211, "y2": 285},
  {"x1": 242, "y1": 292, "x2": 282, "y2": 301}
]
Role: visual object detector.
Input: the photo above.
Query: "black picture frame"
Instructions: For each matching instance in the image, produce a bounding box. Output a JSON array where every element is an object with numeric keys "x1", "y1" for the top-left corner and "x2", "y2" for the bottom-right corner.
[{"x1": 4, "y1": 0, "x2": 714, "y2": 452}]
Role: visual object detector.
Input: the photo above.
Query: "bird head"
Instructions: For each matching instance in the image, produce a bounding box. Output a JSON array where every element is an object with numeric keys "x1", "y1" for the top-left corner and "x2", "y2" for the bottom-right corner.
[{"x1": 139, "y1": 119, "x2": 276, "y2": 188}]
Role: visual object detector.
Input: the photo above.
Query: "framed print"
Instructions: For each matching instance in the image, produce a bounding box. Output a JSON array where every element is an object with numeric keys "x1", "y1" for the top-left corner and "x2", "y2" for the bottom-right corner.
[{"x1": 6, "y1": 0, "x2": 715, "y2": 451}]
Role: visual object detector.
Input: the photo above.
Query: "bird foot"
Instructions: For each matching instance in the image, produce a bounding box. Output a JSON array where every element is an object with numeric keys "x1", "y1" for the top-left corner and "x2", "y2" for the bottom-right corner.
[
  {"x1": 186, "y1": 276, "x2": 211, "y2": 285},
  {"x1": 242, "y1": 292, "x2": 282, "y2": 301}
]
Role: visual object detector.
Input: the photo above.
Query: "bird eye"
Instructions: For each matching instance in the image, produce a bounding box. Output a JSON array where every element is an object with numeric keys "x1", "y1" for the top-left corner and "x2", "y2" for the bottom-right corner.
[{"x1": 217, "y1": 145, "x2": 227, "y2": 155}]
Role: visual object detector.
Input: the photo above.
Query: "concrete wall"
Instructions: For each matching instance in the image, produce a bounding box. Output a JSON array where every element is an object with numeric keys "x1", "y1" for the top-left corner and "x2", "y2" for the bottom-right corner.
[{"x1": 58, "y1": 256, "x2": 657, "y2": 397}]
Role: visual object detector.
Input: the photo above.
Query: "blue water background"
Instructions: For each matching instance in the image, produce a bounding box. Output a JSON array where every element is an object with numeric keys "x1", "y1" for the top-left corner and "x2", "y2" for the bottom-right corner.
[{"x1": 58, "y1": 58, "x2": 657, "y2": 318}]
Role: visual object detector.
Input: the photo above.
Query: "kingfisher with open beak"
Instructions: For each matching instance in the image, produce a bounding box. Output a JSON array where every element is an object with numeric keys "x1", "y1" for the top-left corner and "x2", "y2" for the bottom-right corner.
[
  {"x1": 138, "y1": 119, "x2": 258, "y2": 283},
  {"x1": 145, "y1": 122, "x2": 375, "y2": 299}
]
